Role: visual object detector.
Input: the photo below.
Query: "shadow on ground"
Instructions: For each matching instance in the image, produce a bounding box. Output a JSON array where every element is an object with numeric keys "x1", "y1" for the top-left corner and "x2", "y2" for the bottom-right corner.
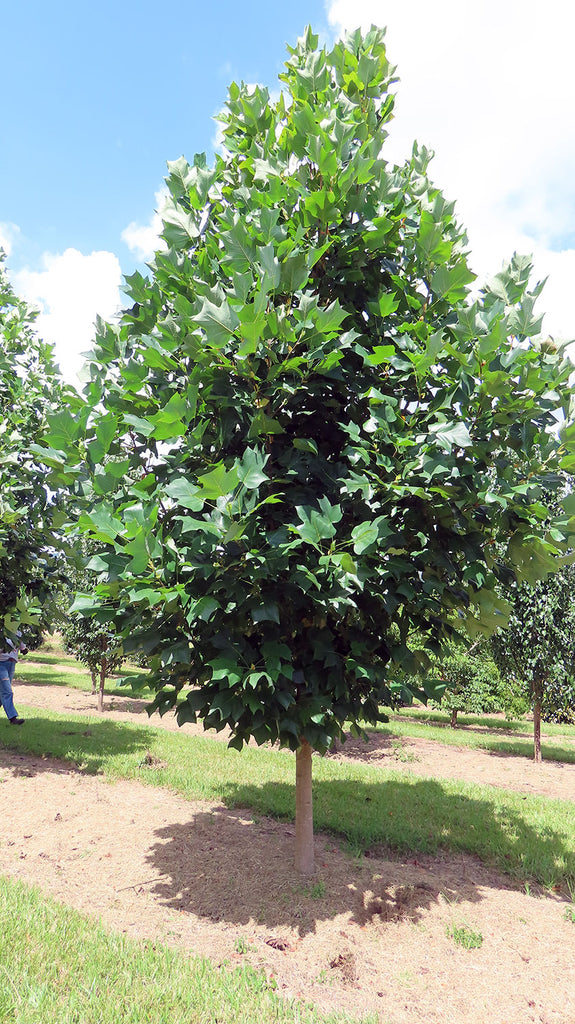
[
  {"x1": 346, "y1": 726, "x2": 575, "y2": 766},
  {"x1": 0, "y1": 713, "x2": 156, "y2": 775},
  {"x1": 145, "y1": 775, "x2": 573, "y2": 937}
]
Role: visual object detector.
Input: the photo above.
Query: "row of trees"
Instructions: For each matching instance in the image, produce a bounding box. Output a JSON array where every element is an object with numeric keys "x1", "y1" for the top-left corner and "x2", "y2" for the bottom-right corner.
[
  {"x1": 427, "y1": 562, "x2": 575, "y2": 753},
  {"x1": 4, "y1": 27, "x2": 575, "y2": 871}
]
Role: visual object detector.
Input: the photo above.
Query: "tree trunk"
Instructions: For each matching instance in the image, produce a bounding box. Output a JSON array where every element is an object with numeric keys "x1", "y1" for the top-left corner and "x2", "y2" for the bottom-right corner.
[
  {"x1": 90, "y1": 670, "x2": 97, "y2": 695},
  {"x1": 450, "y1": 708, "x2": 458, "y2": 729},
  {"x1": 295, "y1": 738, "x2": 315, "y2": 875},
  {"x1": 97, "y1": 658, "x2": 107, "y2": 714},
  {"x1": 533, "y1": 679, "x2": 543, "y2": 763}
]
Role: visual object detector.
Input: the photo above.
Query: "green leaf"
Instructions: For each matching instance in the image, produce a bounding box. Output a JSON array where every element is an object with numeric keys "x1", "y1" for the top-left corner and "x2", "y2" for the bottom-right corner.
[
  {"x1": 430, "y1": 421, "x2": 472, "y2": 450},
  {"x1": 195, "y1": 296, "x2": 239, "y2": 348},
  {"x1": 238, "y1": 449, "x2": 269, "y2": 489},
  {"x1": 78, "y1": 507, "x2": 123, "y2": 542},
  {"x1": 279, "y1": 252, "x2": 310, "y2": 292},
  {"x1": 162, "y1": 202, "x2": 200, "y2": 248},
  {"x1": 45, "y1": 411, "x2": 82, "y2": 450},
  {"x1": 294, "y1": 503, "x2": 339, "y2": 547},
  {"x1": 195, "y1": 596, "x2": 220, "y2": 622},
  {"x1": 366, "y1": 344, "x2": 395, "y2": 366},
  {"x1": 124, "y1": 414, "x2": 155, "y2": 438},
  {"x1": 251, "y1": 602, "x2": 280, "y2": 624},
  {"x1": 431, "y1": 260, "x2": 476, "y2": 301},
  {"x1": 69, "y1": 593, "x2": 101, "y2": 615},
  {"x1": 248, "y1": 411, "x2": 284, "y2": 438},
  {"x1": 351, "y1": 522, "x2": 378, "y2": 554},
  {"x1": 293, "y1": 438, "x2": 319, "y2": 455},
  {"x1": 165, "y1": 479, "x2": 204, "y2": 511},
  {"x1": 197, "y1": 463, "x2": 241, "y2": 499}
]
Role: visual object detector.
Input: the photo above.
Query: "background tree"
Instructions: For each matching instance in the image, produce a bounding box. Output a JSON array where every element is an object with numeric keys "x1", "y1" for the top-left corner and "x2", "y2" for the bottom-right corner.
[
  {"x1": 0, "y1": 254, "x2": 71, "y2": 643},
  {"x1": 491, "y1": 564, "x2": 575, "y2": 760},
  {"x1": 427, "y1": 642, "x2": 504, "y2": 728},
  {"x1": 41, "y1": 27, "x2": 575, "y2": 873},
  {"x1": 64, "y1": 615, "x2": 123, "y2": 712}
]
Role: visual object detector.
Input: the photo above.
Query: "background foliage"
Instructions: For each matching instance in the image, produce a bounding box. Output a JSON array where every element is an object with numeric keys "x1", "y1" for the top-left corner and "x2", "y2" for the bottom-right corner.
[{"x1": 0, "y1": 255, "x2": 71, "y2": 644}]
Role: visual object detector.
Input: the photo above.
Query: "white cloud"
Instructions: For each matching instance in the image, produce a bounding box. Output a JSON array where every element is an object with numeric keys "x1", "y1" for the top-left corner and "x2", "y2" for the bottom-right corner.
[
  {"x1": 121, "y1": 188, "x2": 168, "y2": 262},
  {"x1": 14, "y1": 248, "x2": 123, "y2": 385},
  {"x1": 326, "y1": 1, "x2": 575, "y2": 341},
  {"x1": 0, "y1": 222, "x2": 20, "y2": 257}
]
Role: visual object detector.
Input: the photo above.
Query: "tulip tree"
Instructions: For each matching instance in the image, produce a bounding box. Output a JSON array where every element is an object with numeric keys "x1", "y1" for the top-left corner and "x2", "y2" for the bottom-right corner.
[
  {"x1": 491, "y1": 563, "x2": 575, "y2": 760},
  {"x1": 0, "y1": 255, "x2": 70, "y2": 642},
  {"x1": 40, "y1": 28, "x2": 575, "y2": 873}
]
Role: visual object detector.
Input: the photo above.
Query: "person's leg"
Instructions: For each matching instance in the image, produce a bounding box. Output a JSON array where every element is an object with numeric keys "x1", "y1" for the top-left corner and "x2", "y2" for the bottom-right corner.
[{"x1": 0, "y1": 661, "x2": 18, "y2": 720}]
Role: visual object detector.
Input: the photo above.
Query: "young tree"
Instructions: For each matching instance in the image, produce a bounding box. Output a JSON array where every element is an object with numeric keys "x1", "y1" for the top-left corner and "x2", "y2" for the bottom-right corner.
[
  {"x1": 429, "y1": 643, "x2": 503, "y2": 728},
  {"x1": 41, "y1": 28, "x2": 575, "y2": 873},
  {"x1": 64, "y1": 616, "x2": 123, "y2": 712},
  {"x1": 0, "y1": 254, "x2": 71, "y2": 642},
  {"x1": 491, "y1": 567, "x2": 575, "y2": 760}
]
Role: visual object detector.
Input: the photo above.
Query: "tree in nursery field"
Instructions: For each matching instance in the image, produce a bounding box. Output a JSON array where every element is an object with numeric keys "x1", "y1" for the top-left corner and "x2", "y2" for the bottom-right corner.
[
  {"x1": 40, "y1": 27, "x2": 575, "y2": 873},
  {"x1": 64, "y1": 616, "x2": 123, "y2": 713},
  {"x1": 491, "y1": 564, "x2": 575, "y2": 761},
  {"x1": 0, "y1": 254, "x2": 71, "y2": 642},
  {"x1": 430, "y1": 642, "x2": 504, "y2": 728}
]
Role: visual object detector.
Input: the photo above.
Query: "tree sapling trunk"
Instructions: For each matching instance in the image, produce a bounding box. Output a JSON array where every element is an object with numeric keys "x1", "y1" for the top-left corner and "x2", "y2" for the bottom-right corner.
[
  {"x1": 450, "y1": 708, "x2": 458, "y2": 729},
  {"x1": 97, "y1": 656, "x2": 107, "y2": 714},
  {"x1": 533, "y1": 678, "x2": 543, "y2": 763},
  {"x1": 295, "y1": 738, "x2": 315, "y2": 875}
]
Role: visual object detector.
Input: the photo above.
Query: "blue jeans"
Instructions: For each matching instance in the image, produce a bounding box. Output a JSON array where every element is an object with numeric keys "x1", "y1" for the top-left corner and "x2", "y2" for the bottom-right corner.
[{"x1": 0, "y1": 659, "x2": 18, "y2": 720}]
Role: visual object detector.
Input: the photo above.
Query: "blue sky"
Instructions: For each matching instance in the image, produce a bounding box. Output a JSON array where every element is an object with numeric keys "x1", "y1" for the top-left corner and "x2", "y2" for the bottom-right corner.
[
  {"x1": 3, "y1": 0, "x2": 328, "y2": 268},
  {"x1": 3, "y1": 0, "x2": 575, "y2": 382}
]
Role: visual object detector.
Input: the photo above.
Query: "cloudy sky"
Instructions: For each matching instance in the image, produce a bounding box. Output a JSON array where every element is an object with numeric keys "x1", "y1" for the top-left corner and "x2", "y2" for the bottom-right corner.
[{"x1": 3, "y1": 0, "x2": 574, "y2": 383}]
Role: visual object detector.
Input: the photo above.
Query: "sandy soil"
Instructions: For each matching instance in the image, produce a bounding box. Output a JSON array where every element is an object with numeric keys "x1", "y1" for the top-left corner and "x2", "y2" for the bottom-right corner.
[{"x1": 1, "y1": 676, "x2": 574, "y2": 1024}]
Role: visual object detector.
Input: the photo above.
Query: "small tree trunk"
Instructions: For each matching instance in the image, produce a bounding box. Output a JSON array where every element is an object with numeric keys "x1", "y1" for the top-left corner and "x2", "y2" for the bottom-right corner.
[
  {"x1": 97, "y1": 657, "x2": 107, "y2": 714},
  {"x1": 90, "y1": 670, "x2": 97, "y2": 695},
  {"x1": 295, "y1": 738, "x2": 315, "y2": 875},
  {"x1": 450, "y1": 708, "x2": 458, "y2": 729},
  {"x1": 533, "y1": 679, "x2": 543, "y2": 763}
]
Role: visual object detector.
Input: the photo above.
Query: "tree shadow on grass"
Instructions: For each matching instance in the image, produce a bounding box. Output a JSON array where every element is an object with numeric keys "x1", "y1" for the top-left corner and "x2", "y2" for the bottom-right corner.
[
  {"x1": 0, "y1": 712, "x2": 156, "y2": 776},
  {"x1": 364, "y1": 725, "x2": 575, "y2": 766},
  {"x1": 16, "y1": 671, "x2": 87, "y2": 688},
  {"x1": 144, "y1": 775, "x2": 574, "y2": 937}
]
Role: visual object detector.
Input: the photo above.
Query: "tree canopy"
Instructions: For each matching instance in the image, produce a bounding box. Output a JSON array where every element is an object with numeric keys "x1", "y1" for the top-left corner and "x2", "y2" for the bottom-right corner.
[
  {"x1": 0, "y1": 254, "x2": 71, "y2": 642},
  {"x1": 39, "y1": 26, "x2": 575, "y2": 870}
]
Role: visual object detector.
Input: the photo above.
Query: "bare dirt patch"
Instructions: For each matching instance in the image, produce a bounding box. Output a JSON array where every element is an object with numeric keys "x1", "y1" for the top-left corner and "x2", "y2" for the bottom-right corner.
[{"x1": 1, "y1": 680, "x2": 575, "y2": 1023}]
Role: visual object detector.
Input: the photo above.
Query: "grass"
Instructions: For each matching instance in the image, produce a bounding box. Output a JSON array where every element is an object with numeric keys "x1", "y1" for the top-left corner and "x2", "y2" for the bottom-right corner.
[
  {"x1": 0, "y1": 876, "x2": 372, "y2": 1024},
  {"x1": 373, "y1": 712, "x2": 575, "y2": 765},
  {"x1": 21, "y1": 639, "x2": 575, "y2": 758},
  {"x1": 446, "y1": 924, "x2": 483, "y2": 949},
  {"x1": 16, "y1": 645, "x2": 151, "y2": 699},
  {"x1": 392, "y1": 703, "x2": 575, "y2": 738},
  {"x1": 2, "y1": 704, "x2": 575, "y2": 890}
]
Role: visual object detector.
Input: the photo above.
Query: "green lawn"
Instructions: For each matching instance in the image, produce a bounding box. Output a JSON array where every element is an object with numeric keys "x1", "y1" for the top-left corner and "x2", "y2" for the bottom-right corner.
[
  {"x1": 0, "y1": 876, "x2": 371, "y2": 1024},
  {"x1": 2, "y1": 703, "x2": 574, "y2": 890},
  {"x1": 391, "y1": 704, "x2": 575, "y2": 739},
  {"x1": 371, "y1": 713, "x2": 575, "y2": 764},
  {"x1": 16, "y1": 642, "x2": 151, "y2": 698}
]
